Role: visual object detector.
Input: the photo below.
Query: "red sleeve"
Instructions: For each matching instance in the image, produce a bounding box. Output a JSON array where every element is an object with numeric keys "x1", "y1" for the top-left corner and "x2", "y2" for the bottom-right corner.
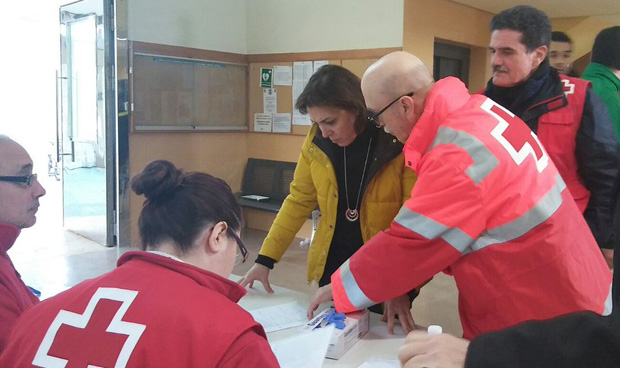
[
  {"x1": 0, "y1": 282, "x2": 24, "y2": 354},
  {"x1": 216, "y1": 326, "x2": 279, "y2": 368},
  {"x1": 333, "y1": 149, "x2": 485, "y2": 312}
]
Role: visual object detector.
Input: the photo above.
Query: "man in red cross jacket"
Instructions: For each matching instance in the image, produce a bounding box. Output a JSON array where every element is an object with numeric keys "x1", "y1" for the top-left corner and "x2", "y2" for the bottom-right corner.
[
  {"x1": 308, "y1": 51, "x2": 612, "y2": 340},
  {"x1": 0, "y1": 135, "x2": 46, "y2": 354}
]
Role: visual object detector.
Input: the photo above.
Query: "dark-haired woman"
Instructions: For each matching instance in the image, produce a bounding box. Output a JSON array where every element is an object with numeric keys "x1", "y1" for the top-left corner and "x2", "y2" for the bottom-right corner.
[
  {"x1": 239, "y1": 64, "x2": 419, "y2": 334},
  {"x1": 0, "y1": 160, "x2": 279, "y2": 367}
]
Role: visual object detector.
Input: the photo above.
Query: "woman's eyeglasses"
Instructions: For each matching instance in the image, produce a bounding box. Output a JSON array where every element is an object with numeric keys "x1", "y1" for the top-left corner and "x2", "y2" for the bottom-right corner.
[{"x1": 227, "y1": 228, "x2": 248, "y2": 265}]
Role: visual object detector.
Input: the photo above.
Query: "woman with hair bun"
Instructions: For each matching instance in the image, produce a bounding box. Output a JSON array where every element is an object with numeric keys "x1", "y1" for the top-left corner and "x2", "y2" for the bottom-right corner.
[{"x1": 0, "y1": 160, "x2": 279, "y2": 367}]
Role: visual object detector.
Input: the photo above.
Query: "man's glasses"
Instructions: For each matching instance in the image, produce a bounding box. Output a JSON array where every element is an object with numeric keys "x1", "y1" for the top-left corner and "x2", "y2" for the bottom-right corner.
[
  {"x1": 227, "y1": 227, "x2": 249, "y2": 265},
  {"x1": 0, "y1": 174, "x2": 38, "y2": 187},
  {"x1": 367, "y1": 92, "x2": 414, "y2": 127}
]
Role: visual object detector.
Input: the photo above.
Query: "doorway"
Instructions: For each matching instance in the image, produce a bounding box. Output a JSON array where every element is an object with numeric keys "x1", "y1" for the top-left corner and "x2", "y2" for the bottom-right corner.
[
  {"x1": 59, "y1": 0, "x2": 117, "y2": 246},
  {"x1": 433, "y1": 41, "x2": 471, "y2": 87}
]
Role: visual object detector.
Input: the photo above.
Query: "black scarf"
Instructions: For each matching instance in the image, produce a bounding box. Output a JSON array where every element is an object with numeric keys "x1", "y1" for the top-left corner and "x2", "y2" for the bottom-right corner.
[{"x1": 485, "y1": 59, "x2": 551, "y2": 118}]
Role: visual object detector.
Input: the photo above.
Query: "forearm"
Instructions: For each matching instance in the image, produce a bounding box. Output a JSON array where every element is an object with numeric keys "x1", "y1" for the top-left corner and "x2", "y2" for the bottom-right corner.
[{"x1": 332, "y1": 224, "x2": 460, "y2": 313}]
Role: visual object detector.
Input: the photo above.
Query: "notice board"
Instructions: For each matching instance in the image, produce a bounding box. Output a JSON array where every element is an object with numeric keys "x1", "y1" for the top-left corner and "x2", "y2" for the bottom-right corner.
[{"x1": 131, "y1": 53, "x2": 248, "y2": 131}]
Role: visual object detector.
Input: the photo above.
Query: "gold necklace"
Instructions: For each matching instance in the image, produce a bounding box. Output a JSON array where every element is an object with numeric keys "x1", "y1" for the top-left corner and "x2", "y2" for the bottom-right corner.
[{"x1": 343, "y1": 137, "x2": 373, "y2": 222}]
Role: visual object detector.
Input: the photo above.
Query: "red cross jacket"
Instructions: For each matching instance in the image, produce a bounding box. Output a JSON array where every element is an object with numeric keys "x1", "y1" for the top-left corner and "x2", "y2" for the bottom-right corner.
[
  {"x1": 0, "y1": 223, "x2": 38, "y2": 354},
  {"x1": 0, "y1": 251, "x2": 279, "y2": 367},
  {"x1": 331, "y1": 77, "x2": 612, "y2": 339}
]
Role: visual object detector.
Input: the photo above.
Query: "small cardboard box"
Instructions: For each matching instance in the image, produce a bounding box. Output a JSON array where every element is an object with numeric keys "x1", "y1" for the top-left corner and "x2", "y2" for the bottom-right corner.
[{"x1": 305, "y1": 307, "x2": 370, "y2": 359}]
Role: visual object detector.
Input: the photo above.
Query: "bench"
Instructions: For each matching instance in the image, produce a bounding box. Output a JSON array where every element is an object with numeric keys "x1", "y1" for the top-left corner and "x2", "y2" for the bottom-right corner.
[
  {"x1": 236, "y1": 158, "x2": 319, "y2": 246},
  {"x1": 235, "y1": 158, "x2": 297, "y2": 213}
]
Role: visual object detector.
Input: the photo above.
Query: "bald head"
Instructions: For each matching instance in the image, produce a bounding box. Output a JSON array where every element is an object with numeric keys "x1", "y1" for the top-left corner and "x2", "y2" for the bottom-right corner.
[
  {"x1": 362, "y1": 51, "x2": 434, "y2": 99},
  {"x1": 361, "y1": 51, "x2": 434, "y2": 142}
]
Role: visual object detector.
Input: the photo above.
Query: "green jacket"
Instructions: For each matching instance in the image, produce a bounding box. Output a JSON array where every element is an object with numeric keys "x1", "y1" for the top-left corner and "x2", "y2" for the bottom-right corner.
[
  {"x1": 582, "y1": 62, "x2": 620, "y2": 144},
  {"x1": 259, "y1": 124, "x2": 417, "y2": 284}
]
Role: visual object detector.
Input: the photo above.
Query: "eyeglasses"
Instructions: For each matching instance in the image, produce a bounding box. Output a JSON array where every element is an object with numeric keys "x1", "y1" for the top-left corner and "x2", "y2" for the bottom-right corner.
[
  {"x1": 227, "y1": 227, "x2": 249, "y2": 265},
  {"x1": 0, "y1": 174, "x2": 38, "y2": 187},
  {"x1": 367, "y1": 92, "x2": 414, "y2": 127}
]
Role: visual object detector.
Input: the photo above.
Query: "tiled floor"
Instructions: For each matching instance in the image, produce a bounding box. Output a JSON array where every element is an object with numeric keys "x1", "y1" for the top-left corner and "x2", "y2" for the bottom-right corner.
[{"x1": 8, "y1": 174, "x2": 463, "y2": 336}]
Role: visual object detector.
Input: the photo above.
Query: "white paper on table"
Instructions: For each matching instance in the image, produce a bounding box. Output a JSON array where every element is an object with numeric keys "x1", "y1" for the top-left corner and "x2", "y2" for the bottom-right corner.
[
  {"x1": 253, "y1": 113, "x2": 272, "y2": 132},
  {"x1": 274, "y1": 65, "x2": 293, "y2": 86},
  {"x1": 263, "y1": 88, "x2": 278, "y2": 114},
  {"x1": 293, "y1": 61, "x2": 314, "y2": 81},
  {"x1": 273, "y1": 113, "x2": 292, "y2": 133},
  {"x1": 249, "y1": 301, "x2": 308, "y2": 333},
  {"x1": 358, "y1": 356, "x2": 401, "y2": 368},
  {"x1": 313, "y1": 60, "x2": 329, "y2": 73},
  {"x1": 271, "y1": 325, "x2": 334, "y2": 368}
]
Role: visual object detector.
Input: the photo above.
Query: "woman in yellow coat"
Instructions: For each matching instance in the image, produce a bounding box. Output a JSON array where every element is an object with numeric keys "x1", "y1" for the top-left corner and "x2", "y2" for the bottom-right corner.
[{"x1": 239, "y1": 65, "x2": 417, "y2": 333}]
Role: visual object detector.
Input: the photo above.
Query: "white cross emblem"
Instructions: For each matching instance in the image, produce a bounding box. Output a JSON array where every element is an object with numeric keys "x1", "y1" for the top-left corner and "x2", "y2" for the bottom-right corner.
[
  {"x1": 561, "y1": 79, "x2": 575, "y2": 95},
  {"x1": 32, "y1": 287, "x2": 146, "y2": 368}
]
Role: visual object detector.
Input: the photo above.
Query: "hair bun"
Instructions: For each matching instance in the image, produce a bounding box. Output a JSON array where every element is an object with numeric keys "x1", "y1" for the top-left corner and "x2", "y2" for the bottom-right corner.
[{"x1": 131, "y1": 160, "x2": 183, "y2": 200}]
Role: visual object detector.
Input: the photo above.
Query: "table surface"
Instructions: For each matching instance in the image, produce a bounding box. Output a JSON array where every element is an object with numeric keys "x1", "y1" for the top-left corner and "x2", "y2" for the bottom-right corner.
[{"x1": 235, "y1": 278, "x2": 406, "y2": 367}]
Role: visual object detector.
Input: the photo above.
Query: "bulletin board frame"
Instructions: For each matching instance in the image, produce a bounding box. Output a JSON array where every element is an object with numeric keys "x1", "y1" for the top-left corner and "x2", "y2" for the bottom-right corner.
[{"x1": 129, "y1": 41, "x2": 249, "y2": 133}]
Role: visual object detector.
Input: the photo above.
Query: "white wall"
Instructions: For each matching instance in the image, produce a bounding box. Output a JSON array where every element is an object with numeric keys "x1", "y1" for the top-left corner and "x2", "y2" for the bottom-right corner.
[
  {"x1": 246, "y1": 0, "x2": 404, "y2": 54},
  {"x1": 127, "y1": 0, "x2": 403, "y2": 54},
  {"x1": 127, "y1": 0, "x2": 247, "y2": 54}
]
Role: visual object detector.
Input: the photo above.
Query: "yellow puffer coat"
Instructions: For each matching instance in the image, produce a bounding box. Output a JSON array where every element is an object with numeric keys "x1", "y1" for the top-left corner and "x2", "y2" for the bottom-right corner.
[{"x1": 259, "y1": 124, "x2": 417, "y2": 284}]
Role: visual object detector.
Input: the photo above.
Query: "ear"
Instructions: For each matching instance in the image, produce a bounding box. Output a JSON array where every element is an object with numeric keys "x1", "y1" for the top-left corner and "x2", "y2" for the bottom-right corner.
[
  {"x1": 400, "y1": 95, "x2": 417, "y2": 121},
  {"x1": 532, "y1": 45, "x2": 548, "y2": 68},
  {"x1": 205, "y1": 221, "x2": 228, "y2": 254}
]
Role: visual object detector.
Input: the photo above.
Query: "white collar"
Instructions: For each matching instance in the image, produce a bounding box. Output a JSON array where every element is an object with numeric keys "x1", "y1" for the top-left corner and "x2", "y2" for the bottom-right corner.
[{"x1": 147, "y1": 250, "x2": 185, "y2": 263}]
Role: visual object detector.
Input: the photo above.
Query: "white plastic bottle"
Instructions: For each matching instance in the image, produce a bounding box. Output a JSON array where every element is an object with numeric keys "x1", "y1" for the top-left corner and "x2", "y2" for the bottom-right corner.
[{"x1": 427, "y1": 324, "x2": 443, "y2": 336}]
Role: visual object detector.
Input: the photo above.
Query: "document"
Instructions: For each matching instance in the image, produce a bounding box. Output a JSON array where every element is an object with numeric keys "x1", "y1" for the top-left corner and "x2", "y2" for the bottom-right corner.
[
  {"x1": 249, "y1": 301, "x2": 309, "y2": 333},
  {"x1": 254, "y1": 113, "x2": 272, "y2": 132},
  {"x1": 313, "y1": 60, "x2": 329, "y2": 73},
  {"x1": 293, "y1": 111, "x2": 312, "y2": 126},
  {"x1": 271, "y1": 325, "x2": 334, "y2": 368},
  {"x1": 274, "y1": 65, "x2": 293, "y2": 86},
  {"x1": 273, "y1": 113, "x2": 292, "y2": 133},
  {"x1": 293, "y1": 61, "x2": 314, "y2": 81},
  {"x1": 292, "y1": 79, "x2": 306, "y2": 107},
  {"x1": 358, "y1": 357, "x2": 401, "y2": 367},
  {"x1": 263, "y1": 88, "x2": 278, "y2": 113}
]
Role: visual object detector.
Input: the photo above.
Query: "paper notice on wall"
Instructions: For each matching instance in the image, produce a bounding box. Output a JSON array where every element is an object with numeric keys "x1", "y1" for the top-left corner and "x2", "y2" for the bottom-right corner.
[
  {"x1": 313, "y1": 60, "x2": 328, "y2": 73},
  {"x1": 292, "y1": 79, "x2": 306, "y2": 107},
  {"x1": 293, "y1": 111, "x2": 311, "y2": 126},
  {"x1": 293, "y1": 61, "x2": 313, "y2": 81},
  {"x1": 292, "y1": 61, "x2": 314, "y2": 124},
  {"x1": 274, "y1": 65, "x2": 293, "y2": 86},
  {"x1": 263, "y1": 88, "x2": 278, "y2": 114},
  {"x1": 273, "y1": 113, "x2": 292, "y2": 133},
  {"x1": 254, "y1": 113, "x2": 273, "y2": 132}
]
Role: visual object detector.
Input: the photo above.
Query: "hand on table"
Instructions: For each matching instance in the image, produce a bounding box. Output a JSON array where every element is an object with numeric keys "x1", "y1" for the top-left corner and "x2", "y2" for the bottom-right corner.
[
  {"x1": 382, "y1": 293, "x2": 416, "y2": 334},
  {"x1": 237, "y1": 263, "x2": 274, "y2": 293},
  {"x1": 398, "y1": 330, "x2": 470, "y2": 368}
]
